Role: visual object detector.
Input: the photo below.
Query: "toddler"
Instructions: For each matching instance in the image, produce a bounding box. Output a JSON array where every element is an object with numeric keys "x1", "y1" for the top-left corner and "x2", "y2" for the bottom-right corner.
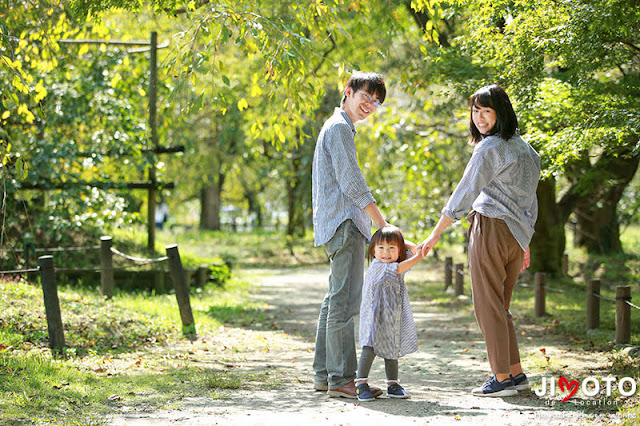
[{"x1": 356, "y1": 225, "x2": 423, "y2": 401}]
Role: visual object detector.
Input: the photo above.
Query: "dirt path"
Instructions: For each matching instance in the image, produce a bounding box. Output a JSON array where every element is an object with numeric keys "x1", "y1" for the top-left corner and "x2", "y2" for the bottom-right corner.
[{"x1": 110, "y1": 265, "x2": 629, "y2": 425}]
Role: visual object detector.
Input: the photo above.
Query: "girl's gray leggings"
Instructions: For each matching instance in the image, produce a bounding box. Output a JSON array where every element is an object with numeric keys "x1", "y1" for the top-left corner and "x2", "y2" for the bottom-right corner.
[{"x1": 357, "y1": 346, "x2": 398, "y2": 382}]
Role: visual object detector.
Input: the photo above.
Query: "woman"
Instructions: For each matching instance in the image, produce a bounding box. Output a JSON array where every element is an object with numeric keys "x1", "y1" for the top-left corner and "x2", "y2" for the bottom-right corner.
[{"x1": 418, "y1": 84, "x2": 540, "y2": 397}]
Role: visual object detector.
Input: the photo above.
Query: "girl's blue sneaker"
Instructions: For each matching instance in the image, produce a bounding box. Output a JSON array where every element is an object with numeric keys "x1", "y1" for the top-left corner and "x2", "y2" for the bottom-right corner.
[
  {"x1": 356, "y1": 383, "x2": 376, "y2": 402},
  {"x1": 387, "y1": 383, "x2": 411, "y2": 399}
]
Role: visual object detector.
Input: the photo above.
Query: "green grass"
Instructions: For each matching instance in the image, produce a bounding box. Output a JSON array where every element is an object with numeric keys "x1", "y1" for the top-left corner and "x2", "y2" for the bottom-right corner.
[
  {"x1": 155, "y1": 227, "x2": 328, "y2": 268},
  {"x1": 3, "y1": 225, "x2": 640, "y2": 422},
  {"x1": 0, "y1": 226, "x2": 319, "y2": 422},
  {"x1": 0, "y1": 267, "x2": 280, "y2": 423}
]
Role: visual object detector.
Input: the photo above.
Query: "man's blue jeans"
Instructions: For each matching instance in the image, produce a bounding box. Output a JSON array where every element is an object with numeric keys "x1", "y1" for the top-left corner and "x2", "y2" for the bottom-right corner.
[{"x1": 313, "y1": 220, "x2": 365, "y2": 389}]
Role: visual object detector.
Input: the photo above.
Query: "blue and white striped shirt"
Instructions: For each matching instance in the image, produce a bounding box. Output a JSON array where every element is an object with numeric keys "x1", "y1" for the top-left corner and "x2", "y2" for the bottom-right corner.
[
  {"x1": 359, "y1": 255, "x2": 418, "y2": 359},
  {"x1": 312, "y1": 108, "x2": 376, "y2": 246},
  {"x1": 442, "y1": 133, "x2": 541, "y2": 251}
]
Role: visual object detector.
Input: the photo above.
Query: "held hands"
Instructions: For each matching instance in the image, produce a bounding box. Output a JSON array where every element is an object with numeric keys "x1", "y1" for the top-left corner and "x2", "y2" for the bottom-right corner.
[
  {"x1": 417, "y1": 233, "x2": 440, "y2": 258},
  {"x1": 410, "y1": 247, "x2": 426, "y2": 262}
]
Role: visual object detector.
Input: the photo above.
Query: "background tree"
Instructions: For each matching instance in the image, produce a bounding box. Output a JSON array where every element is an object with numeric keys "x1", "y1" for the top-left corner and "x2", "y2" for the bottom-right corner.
[
  {"x1": 458, "y1": 0, "x2": 640, "y2": 270},
  {"x1": 3, "y1": 0, "x2": 639, "y2": 276}
]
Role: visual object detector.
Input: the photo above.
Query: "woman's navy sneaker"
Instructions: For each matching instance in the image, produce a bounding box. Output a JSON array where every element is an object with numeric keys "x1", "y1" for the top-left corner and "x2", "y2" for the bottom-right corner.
[
  {"x1": 356, "y1": 383, "x2": 376, "y2": 402},
  {"x1": 472, "y1": 375, "x2": 517, "y2": 397},
  {"x1": 511, "y1": 373, "x2": 530, "y2": 391},
  {"x1": 387, "y1": 383, "x2": 411, "y2": 399}
]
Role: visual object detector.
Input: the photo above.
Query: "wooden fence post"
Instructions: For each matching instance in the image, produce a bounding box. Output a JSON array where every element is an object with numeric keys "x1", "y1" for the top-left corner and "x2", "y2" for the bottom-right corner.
[
  {"x1": 562, "y1": 253, "x2": 569, "y2": 276},
  {"x1": 444, "y1": 257, "x2": 453, "y2": 291},
  {"x1": 616, "y1": 286, "x2": 631, "y2": 345},
  {"x1": 535, "y1": 272, "x2": 546, "y2": 317},
  {"x1": 455, "y1": 263, "x2": 464, "y2": 296},
  {"x1": 38, "y1": 255, "x2": 65, "y2": 352},
  {"x1": 586, "y1": 279, "x2": 600, "y2": 330},
  {"x1": 24, "y1": 239, "x2": 36, "y2": 282},
  {"x1": 197, "y1": 265, "x2": 209, "y2": 287},
  {"x1": 166, "y1": 244, "x2": 196, "y2": 336},
  {"x1": 100, "y1": 236, "x2": 114, "y2": 299}
]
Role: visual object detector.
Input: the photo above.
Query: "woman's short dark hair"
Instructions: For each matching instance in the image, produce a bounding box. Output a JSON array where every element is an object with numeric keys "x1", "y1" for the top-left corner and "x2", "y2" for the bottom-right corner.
[
  {"x1": 469, "y1": 84, "x2": 518, "y2": 144},
  {"x1": 342, "y1": 71, "x2": 386, "y2": 106},
  {"x1": 366, "y1": 225, "x2": 407, "y2": 263}
]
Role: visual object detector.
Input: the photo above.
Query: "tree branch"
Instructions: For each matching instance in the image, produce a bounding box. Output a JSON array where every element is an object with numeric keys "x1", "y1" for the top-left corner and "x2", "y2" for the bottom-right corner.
[
  {"x1": 169, "y1": 0, "x2": 212, "y2": 16},
  {"x1": 312, "y1": 32, "x2": 337, "y2": 75}
]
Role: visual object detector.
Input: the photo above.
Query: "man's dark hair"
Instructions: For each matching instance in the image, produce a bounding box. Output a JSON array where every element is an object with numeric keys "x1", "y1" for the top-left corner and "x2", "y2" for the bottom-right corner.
[
  {"x1": 469, "y1": 84, "x2": 518, "y2": 144},
  {"x1": 341, "y1": 71, "x2": 386, "y2": 105}
]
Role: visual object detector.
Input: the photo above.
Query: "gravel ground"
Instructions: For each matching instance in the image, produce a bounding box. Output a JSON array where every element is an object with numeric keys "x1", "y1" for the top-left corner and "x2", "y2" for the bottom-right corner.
[{"x1": 109, "y1": 265, "x2": 634, "y2": 425}]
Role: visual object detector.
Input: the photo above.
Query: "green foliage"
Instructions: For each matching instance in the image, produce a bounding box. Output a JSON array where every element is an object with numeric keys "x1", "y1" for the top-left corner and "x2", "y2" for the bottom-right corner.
[
  {"x1": 1, "y1": 9, "x2": 155, "y2": 251},
  {"x1": 207, "y1": 262, "x2": 230, "y2": 287},
  {"x1": 458, "y1": 0, "x2": 640, "y2": 172},
  {"x1": 3, "y1": 0, "x2": 640, "y2": 262}
]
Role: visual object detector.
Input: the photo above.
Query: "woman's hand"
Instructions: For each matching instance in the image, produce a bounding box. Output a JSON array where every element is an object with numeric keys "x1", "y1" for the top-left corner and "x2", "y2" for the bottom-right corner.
[
  {"x1": 520, "y1": 247, "x2": 531, "y2": 272},
  {"x1": 417, "y1": 215, "x2": 452, "y2": 257}
]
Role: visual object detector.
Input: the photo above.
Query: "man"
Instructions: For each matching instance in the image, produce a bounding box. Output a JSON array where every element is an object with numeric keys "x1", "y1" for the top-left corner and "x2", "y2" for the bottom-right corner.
[{"x1": 312, "y1": 71, "x2": 387, "y2": 399}]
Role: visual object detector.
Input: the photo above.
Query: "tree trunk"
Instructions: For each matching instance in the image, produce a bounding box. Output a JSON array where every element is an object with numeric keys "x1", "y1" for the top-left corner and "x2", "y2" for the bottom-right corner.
[
  {"x1": 286, "y1": 152, "x2": 303, "y2": 237},
  {"x1": 575, "y1": 175, "x2": 628, "y2": 254},
  {"x1": 200, "y1": 175, "x2": 225, "y2": 230},
  {"x1": 573, "y1": 152, "x2": 639, "y2": 254},
  {"x1": 245, "y1": 189, "x2": 264, "y2": 229},
  {"x1": 530, "y1": 177, "x2": 565, "y2": 275}
]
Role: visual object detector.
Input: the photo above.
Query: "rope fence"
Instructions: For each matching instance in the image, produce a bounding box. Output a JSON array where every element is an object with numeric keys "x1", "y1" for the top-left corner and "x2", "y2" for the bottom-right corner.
[
  {"x1": 0, "y1": 267, "x2": 40, "y2": 275},
  {"x1": 442, "y1": 255, "x2": 638, "y2": 345},
  {"x1": 1, "y1": 242, "x2": 102, "y2": 278},
  {"x1": 0, "y1": 245, "x2": 100, "y2": 253},
  {"x1": 626, "y1": 300, "x2": 640, "y2": 311},
  {"x1": 0, "y1": 236, "x2": 197, "y2": 351},
  {"x1": 110, "y1": 247, "x2": 168, "y2": 264}
]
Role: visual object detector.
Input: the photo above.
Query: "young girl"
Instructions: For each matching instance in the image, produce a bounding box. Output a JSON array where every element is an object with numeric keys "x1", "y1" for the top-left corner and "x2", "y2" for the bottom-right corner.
[{"x1": 356, "y1": 225, "x2": 424, "y2": 402}]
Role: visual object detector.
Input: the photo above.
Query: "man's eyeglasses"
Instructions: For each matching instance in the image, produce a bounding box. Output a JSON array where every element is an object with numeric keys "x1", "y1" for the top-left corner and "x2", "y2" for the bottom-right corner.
[{"x1": 358, "y1": 91, "x2": 382, "y2": 108}]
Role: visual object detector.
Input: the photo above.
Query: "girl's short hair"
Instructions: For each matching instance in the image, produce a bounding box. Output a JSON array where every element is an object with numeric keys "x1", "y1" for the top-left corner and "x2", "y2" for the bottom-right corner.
[
  {"x1": 341, "y1": 71, "x2": 386, "y2": 106},
  {"x1": 469, "y1": 84, "x2": 518, "y2": 144},
  {"x1": 367, "y1": 225, "x2": 408, "y2": 263}
]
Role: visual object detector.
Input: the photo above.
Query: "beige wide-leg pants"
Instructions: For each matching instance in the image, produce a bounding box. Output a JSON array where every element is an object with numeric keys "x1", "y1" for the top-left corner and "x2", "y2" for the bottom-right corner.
[{"x1": 468, "y1": 211, "x2": 524, "y2": 375}]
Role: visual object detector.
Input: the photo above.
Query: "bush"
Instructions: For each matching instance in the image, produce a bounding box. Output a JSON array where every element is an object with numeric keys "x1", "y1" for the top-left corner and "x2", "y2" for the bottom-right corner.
[{"x1": 208, "y1": 261, "x2": 231, "y2": 287}]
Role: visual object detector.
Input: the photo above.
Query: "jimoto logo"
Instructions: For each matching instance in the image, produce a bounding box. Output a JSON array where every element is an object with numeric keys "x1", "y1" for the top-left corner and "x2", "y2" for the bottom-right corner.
[{"x1": 534, "y1": 376, "x2": 638, "y2": 402}]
